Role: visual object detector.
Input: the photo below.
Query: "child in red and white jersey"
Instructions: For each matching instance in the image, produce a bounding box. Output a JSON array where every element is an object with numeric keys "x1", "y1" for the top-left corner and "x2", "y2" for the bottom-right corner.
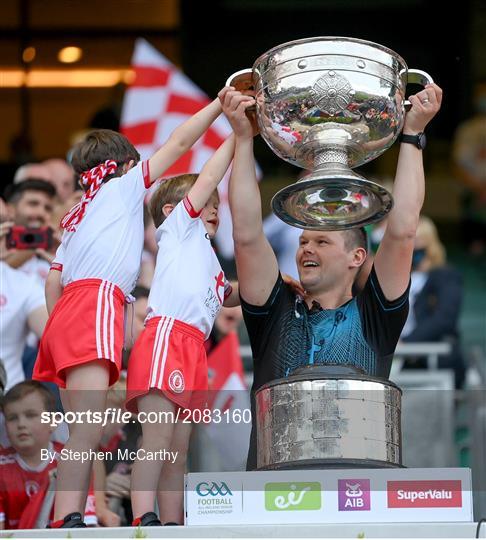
[
  {"x1": 0, "y1": 381, "x2": 96, "y2": 530},
  {"x1": 32, "y1": 87, "x2": 233, "y2": 529},
  {"x1": 126, "y1": 93, "x2": 255, "y2": 527}
]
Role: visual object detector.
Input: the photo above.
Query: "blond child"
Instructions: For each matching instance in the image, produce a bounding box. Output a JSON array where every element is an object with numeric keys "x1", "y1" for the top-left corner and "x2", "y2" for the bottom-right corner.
[{"x1": 125, "y1": 93, "x2": 255, "y2": 527}]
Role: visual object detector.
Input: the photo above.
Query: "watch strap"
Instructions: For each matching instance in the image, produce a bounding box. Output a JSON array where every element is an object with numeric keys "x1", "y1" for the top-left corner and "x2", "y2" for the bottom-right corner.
[{"x1": 399, "y1": 132, "x2": 425, "y2": 149}]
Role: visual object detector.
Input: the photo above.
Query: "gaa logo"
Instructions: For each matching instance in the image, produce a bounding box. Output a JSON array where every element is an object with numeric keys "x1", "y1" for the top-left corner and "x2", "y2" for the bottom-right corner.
[
  {"x1": 196, "y1": 481, "x2": 233, "y2": 497},
  {"x1": 168, "y1": 370, "x2": 184, "y2": 394}
]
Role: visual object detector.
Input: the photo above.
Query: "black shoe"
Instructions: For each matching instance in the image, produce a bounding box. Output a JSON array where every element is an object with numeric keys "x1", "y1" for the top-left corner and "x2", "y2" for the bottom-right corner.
[
  {"x1": 164, "y1": 522, "x2": 180, "y2": 525},
  {"x1": 48, "y1": 512, "x2": 87, "y2": 528},
  {"x1": 132, "y1": 511, "x2": 162, "y2": 527}
]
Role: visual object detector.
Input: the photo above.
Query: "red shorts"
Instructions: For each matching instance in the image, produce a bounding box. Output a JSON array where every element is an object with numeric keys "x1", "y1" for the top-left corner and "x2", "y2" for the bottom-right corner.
[
  {"x1": 33, "y1": 279, "x2": 125, "y2": 388},
  {"x1": 125, "y1": 316, "x2": 208, "y2": 414}
]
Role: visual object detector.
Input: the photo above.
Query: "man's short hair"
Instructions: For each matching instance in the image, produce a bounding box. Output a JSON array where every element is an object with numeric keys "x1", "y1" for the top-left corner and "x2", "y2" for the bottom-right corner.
[
  {"x1": 1, "y1": 381, "x2": 56, "y2": 413},
  {"x1": 4, "y1": 179, "x2": 57, "y2": 204},
  {"x1": 342, "y1": 227, "x2": 368, "y2": 252}
]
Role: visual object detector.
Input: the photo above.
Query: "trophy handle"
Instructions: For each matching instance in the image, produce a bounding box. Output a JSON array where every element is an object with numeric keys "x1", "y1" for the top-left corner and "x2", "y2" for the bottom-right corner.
[
  {"x1": 225, "y1": 69, "x2": 254, "y2": 92},
  {"x1": 403, "y1": 69, "x2": 434, "y2": 110},
  {"x1": 225, "y1": 69, "x2": 258, "y2": 119}
]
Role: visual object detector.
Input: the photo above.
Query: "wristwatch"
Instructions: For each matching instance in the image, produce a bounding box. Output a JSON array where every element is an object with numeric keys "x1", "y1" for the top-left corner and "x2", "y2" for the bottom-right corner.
[{"x1": 399, "y1": 132, "x2": 426, "y2": 149}]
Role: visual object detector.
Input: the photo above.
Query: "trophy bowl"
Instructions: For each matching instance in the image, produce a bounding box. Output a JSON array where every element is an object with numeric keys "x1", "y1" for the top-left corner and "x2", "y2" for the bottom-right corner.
[{"x1": 227, "y1": 36, "x2": 433, "y2": 230}]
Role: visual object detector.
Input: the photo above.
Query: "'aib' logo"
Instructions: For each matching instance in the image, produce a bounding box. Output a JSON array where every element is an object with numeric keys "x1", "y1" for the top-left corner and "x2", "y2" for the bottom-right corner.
[
  {"x1": 338, "y1": 479, "x2": 371, "y2": 511},
  {"x1": 196, "y1": 481, "x2": 233, "y2": 497}
]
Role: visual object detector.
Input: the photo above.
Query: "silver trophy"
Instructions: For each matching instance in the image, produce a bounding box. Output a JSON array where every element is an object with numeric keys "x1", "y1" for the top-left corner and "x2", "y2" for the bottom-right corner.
[
  {"x1": 255, "y1": 367, "x2": 402, "y2": 470},
  {"x1": 227, "y1": 36, "x2": 433, "y2": 230}
]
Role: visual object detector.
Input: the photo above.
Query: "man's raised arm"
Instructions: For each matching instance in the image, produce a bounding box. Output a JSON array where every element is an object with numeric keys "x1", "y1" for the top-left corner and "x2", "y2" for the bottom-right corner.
[
  {"x1": 374, "y1": 83, "x2": 443, "y2": 300},
  {"x1": 222, "y1": 89, "x2": 279, "y2": 306}
]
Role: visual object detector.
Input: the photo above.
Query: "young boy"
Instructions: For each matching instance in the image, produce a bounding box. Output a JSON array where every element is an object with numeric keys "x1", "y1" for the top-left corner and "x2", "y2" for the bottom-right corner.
[
  {"x1": 125, "y1": 93, "x2": 255, "y2": 527},
  {"x1": 32, "y1": 87, "x2": 233, "y2": 528},
  {"x1": 0, "y1": 381, "x2": 97, "y2": 530}
]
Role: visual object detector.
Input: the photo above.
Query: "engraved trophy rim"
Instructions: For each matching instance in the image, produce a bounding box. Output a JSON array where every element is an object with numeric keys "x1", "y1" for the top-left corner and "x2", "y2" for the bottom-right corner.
[{"x1": 252, "y1": 35, "x2": 408, "y2": 72}]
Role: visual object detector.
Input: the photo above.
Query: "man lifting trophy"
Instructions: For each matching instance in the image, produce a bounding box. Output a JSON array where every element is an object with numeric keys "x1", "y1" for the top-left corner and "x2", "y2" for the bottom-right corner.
[{"x1": 223, "y1": 36, "x2": 442, "y2": 470}]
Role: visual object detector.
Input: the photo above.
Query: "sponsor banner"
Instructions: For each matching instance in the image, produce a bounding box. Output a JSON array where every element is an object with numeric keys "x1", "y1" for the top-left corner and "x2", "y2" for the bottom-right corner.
[
  {"x1": 387, "y1": 480, "x2": 462, "y2": 508},
  {"x1": 185, "y1": 468, "x2": 473, "y2": 526},
  {"x1": 265, "y1": 482, "x2": 322, "y2": 511},
  {"x1": 338, "y1": 479, "x2": 371, "y2": 511},
  {"x1": 185, "y1": 478, "x2": 243, "y2": 525}
]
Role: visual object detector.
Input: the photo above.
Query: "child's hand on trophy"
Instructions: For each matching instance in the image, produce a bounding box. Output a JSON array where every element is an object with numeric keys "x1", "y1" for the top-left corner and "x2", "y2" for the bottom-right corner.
[{"x1": 221, "y1": 89, "x2": 258, "y2": 139}]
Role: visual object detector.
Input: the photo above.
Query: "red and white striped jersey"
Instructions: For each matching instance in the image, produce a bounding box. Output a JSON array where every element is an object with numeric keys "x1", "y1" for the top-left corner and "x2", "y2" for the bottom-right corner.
[
  {"x1": 0, "y1": 442, "x2": 97, "y2": 529},
  {"x1": 52, "y1": 161, "x2": 150, "y2": 296},
  {"x1": 146, "y1": 198, "x2": 231, "y2": 339}
]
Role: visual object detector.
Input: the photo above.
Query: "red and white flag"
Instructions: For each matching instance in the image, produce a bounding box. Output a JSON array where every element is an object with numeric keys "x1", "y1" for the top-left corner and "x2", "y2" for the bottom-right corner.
[{"x1": 120, "y1": 38, "x2": 260, "y2": 258}]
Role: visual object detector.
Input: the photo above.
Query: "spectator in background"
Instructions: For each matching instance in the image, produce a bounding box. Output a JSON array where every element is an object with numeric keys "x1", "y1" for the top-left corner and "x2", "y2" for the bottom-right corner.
[
  {"x1": 43, "y1": 159, "x2": 76, "y2": 204},
  {"x1": 130, "y1": 286, "x2": 150, "y2": 343},
  {"x1": 0, "y1": 381, "x2": 97, "y2": 529},
  {"x1": 452, "y1": 82, "x2": 486, "y2": 257},
  {"x1": 4, "y1": 180, "x2": 55, "y2": 231},
  {"x1": 400, "y1": 216, "x2": 465, "y2": 388},
  {"x1": 205, "y1": 305, "x2": 243, "y2": 355},
  {"x1": 3, "y1": 182, "x2": 56, "y2": 383},
  {"x1": 202, "y1": 305, "x2": 251, "y2": 471},
  {"x1": 4, "y1": 180, "x2": 57, "y2": 278},
  {"x1": 50, "y1": 190, "x2": 83, "y2": 246},
  {"x1": 13, "y1": 159, "x2": 76, "y2": 205},
  {"x1": 13, "y1": 163, "x2": 52, "y2": 184},
  {"x1": 0, "y1": 222, "x2": 47, "y2": 391}
]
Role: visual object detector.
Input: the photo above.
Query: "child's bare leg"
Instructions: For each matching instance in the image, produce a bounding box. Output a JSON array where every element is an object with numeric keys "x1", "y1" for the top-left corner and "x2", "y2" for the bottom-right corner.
[
  {"x1": 54, "y1": 360, "x2": 110, "y2": 521},
  {"x1": 157, "y1": 419, "x2": 192, "y2": 525},
  {"x1": 130, "y1": 391, "x2": 176, "y2": 519}
]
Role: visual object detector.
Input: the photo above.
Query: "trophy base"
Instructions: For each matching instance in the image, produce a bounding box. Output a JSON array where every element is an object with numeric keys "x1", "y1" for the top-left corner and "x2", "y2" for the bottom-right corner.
[{"x1": 271, "y1": 173, "x2": 393, "y2": 231}]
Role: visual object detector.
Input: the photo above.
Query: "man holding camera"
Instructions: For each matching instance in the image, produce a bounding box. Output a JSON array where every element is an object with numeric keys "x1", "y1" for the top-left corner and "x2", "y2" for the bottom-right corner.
[
  {"x1": 1, "y1": 180, "x2": 55, "y2": 383},
  {"x1": 3, "y1": 179, "x2": 57, "y2": 285},
  {"x1": 0, "y1": 222, "x2": 47, "y2": 392}
]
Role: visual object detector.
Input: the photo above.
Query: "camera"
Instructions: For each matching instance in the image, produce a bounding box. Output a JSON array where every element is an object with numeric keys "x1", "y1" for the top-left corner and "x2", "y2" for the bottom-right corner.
[{"x1": 6, "y1": 226, "x2": 53, "y2": 250}]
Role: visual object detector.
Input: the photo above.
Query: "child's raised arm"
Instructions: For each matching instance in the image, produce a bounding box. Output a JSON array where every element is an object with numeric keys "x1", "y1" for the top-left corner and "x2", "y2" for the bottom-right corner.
[
  {"x1": 148, "y1": 87, "x2": 233, "y2": 185},
  {"x1": 186, "y1": 134, "x2": 235, "y2": 213},
  {"x1": 186, "y1": 93, "x2": 254, "y2": 212}
]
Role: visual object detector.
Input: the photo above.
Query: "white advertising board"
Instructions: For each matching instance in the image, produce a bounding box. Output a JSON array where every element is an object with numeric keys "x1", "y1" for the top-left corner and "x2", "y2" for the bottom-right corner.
[{"x1": 185, "y1": 468, "x2": 473, "y2": 525}]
